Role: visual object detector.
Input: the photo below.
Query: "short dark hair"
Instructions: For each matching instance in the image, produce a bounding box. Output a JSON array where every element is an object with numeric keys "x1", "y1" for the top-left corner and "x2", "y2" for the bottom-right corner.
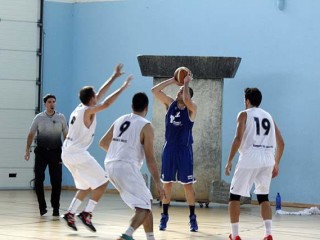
[
  {"x1": 244, "y1": 88, "x2": 262, "y2": 107},
  {"x1": 132, "y1": 92, "x2": 149, "y2": 112},
  {"x1": 79, "y1": 86, "x2": 95, "y2": 105},
  {"x1": 43, "y1": 94, "x2": 56, "y2": 103}
]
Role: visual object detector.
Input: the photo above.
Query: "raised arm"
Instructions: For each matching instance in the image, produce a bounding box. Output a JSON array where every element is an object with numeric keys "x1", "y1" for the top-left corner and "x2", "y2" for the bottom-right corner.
[
  {"x1": 182, "y1": 75, "x2": 197, "y2": 121},
  {"x1": 83, "y1": 75, "x2": 133, "y2": 128},
  {"x1": 96, "y1": 64, "x2": 125, "y2": 102},
  {"x1": 151, "y1": 78, "x2": 177, "y2": 109}
]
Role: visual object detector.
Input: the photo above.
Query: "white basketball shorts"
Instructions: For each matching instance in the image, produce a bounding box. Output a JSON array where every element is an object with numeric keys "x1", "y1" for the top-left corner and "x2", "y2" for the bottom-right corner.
[
  {"x1": 62, "y1": 150, "x2": 108, "y2": 190},
  {"x1": 105, "y1": 161, "x2": 153, "y2": 210},
  {"x1": 230, "y1": 165, "x2": 274, "y2": 197}
]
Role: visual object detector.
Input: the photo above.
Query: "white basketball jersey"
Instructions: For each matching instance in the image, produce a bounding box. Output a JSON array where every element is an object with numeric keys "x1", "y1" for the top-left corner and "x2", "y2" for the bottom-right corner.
[
  {"x1": 63, "y1": 104, "x2": 96, "y2": 152},
  {"x1": 238, "y1": 107, "x2": 276, "y2": 167},
  {"x1": 104, "y1": 113, "x2": 150, "y2": 168}
]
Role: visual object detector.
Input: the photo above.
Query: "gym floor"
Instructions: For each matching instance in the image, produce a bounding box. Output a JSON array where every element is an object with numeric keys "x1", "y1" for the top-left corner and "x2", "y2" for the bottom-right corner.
[{"x1": 0, "y1": 190, "x2": 318, "y2": 240}]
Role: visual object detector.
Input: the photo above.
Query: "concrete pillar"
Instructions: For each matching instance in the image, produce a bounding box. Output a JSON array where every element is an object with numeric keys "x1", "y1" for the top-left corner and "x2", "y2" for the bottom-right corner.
[{"x1": 138, "y1": 55, "x2": 241, "y2": 205}]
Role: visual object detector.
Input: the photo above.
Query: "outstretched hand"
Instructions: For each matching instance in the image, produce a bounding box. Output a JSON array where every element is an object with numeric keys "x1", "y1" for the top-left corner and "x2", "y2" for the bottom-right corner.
[
  {"x1": 113, "y1": 63, "x2": 125, "y2": 78},
  {"x1": 122, "y1": 74, "x2": 134, "y2": 89}
]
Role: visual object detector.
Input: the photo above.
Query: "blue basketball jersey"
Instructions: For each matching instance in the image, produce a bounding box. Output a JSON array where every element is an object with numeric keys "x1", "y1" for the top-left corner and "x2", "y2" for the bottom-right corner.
[{"x1": 165, "y1": 101, "x2": 194, "y2": 146}]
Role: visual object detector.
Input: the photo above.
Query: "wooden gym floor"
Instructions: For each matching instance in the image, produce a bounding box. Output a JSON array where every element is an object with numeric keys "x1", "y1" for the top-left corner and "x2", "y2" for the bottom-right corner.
[{"x1": 0, "y1": 190, "x2": 318, "y2": 240}]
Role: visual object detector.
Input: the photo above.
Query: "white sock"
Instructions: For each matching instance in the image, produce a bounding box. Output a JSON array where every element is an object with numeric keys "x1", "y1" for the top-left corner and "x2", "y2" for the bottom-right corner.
[
  {"x1": 68, "y1": 198, "x2": 82, "y2": 214},
  {"x1": 231, "y1": 222, "x2": 239, "y2": 238},
  {"x1": 84, "y1": 199, "x2": 97, "y2": 213},
  {"x1": 124, "y1": 226, "x2": 135, "y2": 237},
  {"x1": 264, "y1": 219, "x2": 272, "y2": 236},
  {"x1": 146, "y1": 232, "x2": 155, "y2": 240}
]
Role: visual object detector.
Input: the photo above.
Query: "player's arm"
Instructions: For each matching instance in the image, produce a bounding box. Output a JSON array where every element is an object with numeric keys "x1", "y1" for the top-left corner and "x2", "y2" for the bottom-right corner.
[
  {"x1": 225, "y1": 111, "x2": 246, "y2": 176},
  {"x1": 182, "y1": 75, "x2": 197, "y2": 121},
  {"x1": 96, "y1": 63, "x2": 125, "y2": 102},
  {"x1": 142, "y1": 123, "x2": 165, "y2": 200},
  {"x1": 151, "y1": 78, "x2": 177, "y2": 109},
  {"x1": 272, "y1": 122, "x2": 285, "y2": 178},
  {"x1": 99, "y1": 125, "x2": 115, "y2": 152},
  {"x1": 84, "y1": 75, "x2": 133, "y2": 128}
]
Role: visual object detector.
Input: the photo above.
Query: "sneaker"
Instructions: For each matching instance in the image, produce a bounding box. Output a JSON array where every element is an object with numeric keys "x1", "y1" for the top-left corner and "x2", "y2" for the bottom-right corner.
[
  {"x1": 77, "y1": 211, "x2": 96, "y2": 232},
  {"x1": 52, "y1": 209, "x2": 60, "y2": 217},
  {"x1": 189, "y1": 214, "x2": 198, "y2": 232},
  {"x1": 40, "y1": 209, "x2": 47, "y2": 216},
  {"x1": 263, "y1": 235, "x2": 273, "y2": 240},
  {"x1": 159, "y1": 213, "x2": 169, "y2": 231},
  {"x1": 229, "y1": 234, "x2": 242, "y2": 240},
  {"x1": 62, "y1": 212, "x2": 77, "y2": 231},
  {"x1": 117, "y1": 234, "x2": 135, "y2": 240}
]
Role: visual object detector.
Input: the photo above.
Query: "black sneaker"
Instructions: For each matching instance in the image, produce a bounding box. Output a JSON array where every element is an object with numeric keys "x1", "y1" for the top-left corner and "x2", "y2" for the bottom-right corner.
[
  {"x1": 40, "y1": 209, "x2": 48, "y2": 216},
  {"x1": 53, "y1": 209, "x2": 60, "y2": 216},
  {"x1": 62, "y1": 212, "x2": 77, "y2": 231},
  {"x1": 77, "y1": 211, "x2": 96, "y2": 232}
]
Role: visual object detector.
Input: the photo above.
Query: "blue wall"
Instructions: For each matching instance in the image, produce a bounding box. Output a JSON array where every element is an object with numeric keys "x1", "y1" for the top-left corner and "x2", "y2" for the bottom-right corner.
[{"x1": 43, "y1": 0, "x2": 320, "y2": 205}]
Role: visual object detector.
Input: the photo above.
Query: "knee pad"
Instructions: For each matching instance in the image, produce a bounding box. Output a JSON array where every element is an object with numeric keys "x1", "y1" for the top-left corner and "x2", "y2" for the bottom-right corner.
[
  {"x1": 229, "y1": 193, "x2": 241, "y2": 201},
  {"x1": 257, "y1": 194, "x2": 269, "y2": 204}
]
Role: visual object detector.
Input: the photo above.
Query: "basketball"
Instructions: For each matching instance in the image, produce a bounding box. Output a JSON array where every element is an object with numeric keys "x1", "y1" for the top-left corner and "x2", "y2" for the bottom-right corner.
[{"x1": 174, "y1": 66, "x2": 190, "y2": 84}]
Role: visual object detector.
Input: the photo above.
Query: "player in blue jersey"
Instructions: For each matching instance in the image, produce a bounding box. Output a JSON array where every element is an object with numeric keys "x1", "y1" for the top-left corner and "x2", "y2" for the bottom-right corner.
[{"x1": 151, "y1": 70, "x2": 198, "y2": 232}]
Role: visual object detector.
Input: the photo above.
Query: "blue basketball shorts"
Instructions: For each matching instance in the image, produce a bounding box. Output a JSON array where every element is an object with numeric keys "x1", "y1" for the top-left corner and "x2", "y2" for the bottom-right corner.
[{"x1": 160, "y1": 143, "x2": 196, "y2": 184}]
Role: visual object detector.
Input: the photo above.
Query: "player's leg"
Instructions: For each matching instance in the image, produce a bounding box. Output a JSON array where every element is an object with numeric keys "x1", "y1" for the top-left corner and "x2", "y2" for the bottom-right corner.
[
  {"x1": 229, "y1": 193, "x2": 241, "y2": 240},
  {"x1": 77, "y1": 157, "x2": 108, "y2": 232},
  {"x1": 228, "y1": 167, "x2": 254, "y2": 240},
  {"x1": 159, "y1": 144, "x2": 176, "y2": 230},
  {"x1": 142, "y1": 210, "x2": 155, "y2": 240},
  {"x1": 178, "y1": 145, "x2": 198, "y2": 231},
  {"x1": 109, "y1": 161, "x2": 153, "y2": 240},
  {"x1": 255, "y1": 166, "x2": 274, "y2": 240}
]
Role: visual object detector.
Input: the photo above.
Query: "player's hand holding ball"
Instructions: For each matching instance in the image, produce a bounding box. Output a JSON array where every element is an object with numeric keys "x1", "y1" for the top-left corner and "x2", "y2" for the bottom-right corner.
[{"x1": 174, "y1": 66, "x2": 192, "y2": 86}]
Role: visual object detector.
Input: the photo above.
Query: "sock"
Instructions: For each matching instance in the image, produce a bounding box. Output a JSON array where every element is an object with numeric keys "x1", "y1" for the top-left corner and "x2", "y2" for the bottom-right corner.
[
  {"x1": 68, "y1": 198, "x2": 82, "y2": 214},
  {"x1": 231, "y1": 222, "x2": 239, "y2": 238},
  {"x1": 264, "y1": 219, "x2": 272, "y2": 236},
  {"x1": 84, "y1": 199, "x2": 97, "y2": 213},
  {"x1": 189, "y1": 205, "x2": 195, "y2": 216},
  {"x1": 163, "y1": 204, "x2": 169, "y2": 215},
  {"x1": 146, "y1": 232, "x2": 155, "y2": 240},
  {"x1": 124, "y1": 226, "x2": 135, "y2": 237}
]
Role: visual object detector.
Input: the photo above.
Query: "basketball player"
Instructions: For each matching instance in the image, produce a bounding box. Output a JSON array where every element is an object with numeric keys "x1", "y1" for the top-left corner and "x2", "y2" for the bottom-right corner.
[
  {"x1": 61, "y1": 64, "x2": 132, "y2": 232},
  {"x1": 225, "y1": 88, "x2": 285, "y2": 240},
  {"x1": 99, "y1": 92, "x2": 165, "y2": 240},
  {"x1": 151, "y1": 71, "x2": 198, "y2": 232}
]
